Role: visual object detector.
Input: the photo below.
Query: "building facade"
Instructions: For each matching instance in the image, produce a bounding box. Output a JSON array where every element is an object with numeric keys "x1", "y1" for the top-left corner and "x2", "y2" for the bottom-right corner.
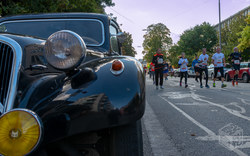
[{"x1": 214, "y1": 6, "x2": 250, "y2": 31}]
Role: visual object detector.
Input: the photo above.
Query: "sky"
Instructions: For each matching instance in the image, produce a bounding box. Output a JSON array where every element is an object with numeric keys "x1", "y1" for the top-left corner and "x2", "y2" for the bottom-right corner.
[{"x1": 105, "y1": 0, "x2": 250, "y2": 59}]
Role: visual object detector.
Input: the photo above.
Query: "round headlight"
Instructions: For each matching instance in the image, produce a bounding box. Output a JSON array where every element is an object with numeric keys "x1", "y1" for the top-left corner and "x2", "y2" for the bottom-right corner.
[
  {"x1": 0, "y1": 109, "x2": 42, "y2": 156},
  {"x1": 45, "y1": 30, "x2": 86, "y2": 70}
]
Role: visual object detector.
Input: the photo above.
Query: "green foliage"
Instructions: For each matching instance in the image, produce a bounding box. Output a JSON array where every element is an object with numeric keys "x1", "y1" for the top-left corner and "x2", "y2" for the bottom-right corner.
[
  {"x1": 168, "y1": 22, "x2": 217, "y2": 67},
  {"x1": 238, "y1": 15, "x2": 250, "y2": 61},
  {"x1": 220, "y1": 14, "x2": 248, "y2": 60},
  {"x1": 142, "y1": 23, "x2": 172, "y2": 63},
  {"x1": 121, "y1": 31, "x2": 137, "y2": 57},
  {"x1": 0, "y1": 0, "x2": 114, "y2": 16}
]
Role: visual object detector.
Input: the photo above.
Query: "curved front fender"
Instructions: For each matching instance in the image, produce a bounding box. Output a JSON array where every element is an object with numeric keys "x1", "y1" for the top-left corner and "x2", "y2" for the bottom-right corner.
[{"x1": 18, "y1": 56, "x2": 145, "y2": 143}]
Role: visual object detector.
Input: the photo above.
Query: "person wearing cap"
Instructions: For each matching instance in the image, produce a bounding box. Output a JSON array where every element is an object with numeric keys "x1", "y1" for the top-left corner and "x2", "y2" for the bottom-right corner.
[{"x1": 230, "y1": 47, "x2": 242, "y2": 86}]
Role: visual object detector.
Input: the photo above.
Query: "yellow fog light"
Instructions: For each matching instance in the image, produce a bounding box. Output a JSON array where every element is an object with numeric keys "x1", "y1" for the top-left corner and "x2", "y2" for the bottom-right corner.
[{"x1": 0, "y1": 109, "x2": 42, "y2": 156}]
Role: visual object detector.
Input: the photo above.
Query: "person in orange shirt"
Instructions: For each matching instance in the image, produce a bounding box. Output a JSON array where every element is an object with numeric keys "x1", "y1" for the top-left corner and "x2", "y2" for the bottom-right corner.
[{"x1": 150, "y1": 62, "x2": 155, "y2": 84}]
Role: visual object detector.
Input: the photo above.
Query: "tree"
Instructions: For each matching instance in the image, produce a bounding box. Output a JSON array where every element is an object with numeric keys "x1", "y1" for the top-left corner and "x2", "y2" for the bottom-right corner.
[
  {"x1": 220, "y1": 14, "x2": 247, "y2": 60},
  {"x1": 121, "y1": 31, "x2": 137, "y2": 57},
  {"x1": 238, "y1": 15, "x2": 250, "y2": 61},
  {"x1": 178, "y1": 22, "x2": 217, "y2": 56},
  {"x1": 142, "y1": 23, "x2": 172, "y2": 63},
  {"x1": 0, "y1": 0, "x2": 114, "y2": 16},
  {"x1": 168, "y1": 44, "x2": 180, "y2": 68},
  {"x1": 168, "y1": 22, "x2": 217, "y2": 67}
]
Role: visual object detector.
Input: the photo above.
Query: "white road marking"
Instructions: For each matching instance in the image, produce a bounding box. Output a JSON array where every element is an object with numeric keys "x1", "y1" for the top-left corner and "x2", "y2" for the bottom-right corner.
[
  {"x1": 159, "y1": 95, "x2": 248, "y2": 156},
  {"x1": 196, "y1": 135, "x2": 250, "y2": 142},
  {"x1": 229, "y1": 102, "x2": 246, "y2": 114},
  {"x1": 143, "y1": 101, "x2": 181, "y2": 156},
  {"x1": 238, "y1": 98, "x2": 250, "y2": 105},
  {"x1": 175, "y1": 102, "x2": 207, "y2": 106},
  {"x1": 189, "y1": 92, "x2": 250, "y2": 121}
]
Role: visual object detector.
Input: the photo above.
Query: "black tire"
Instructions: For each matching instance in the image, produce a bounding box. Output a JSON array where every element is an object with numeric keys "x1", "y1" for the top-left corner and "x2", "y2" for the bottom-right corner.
[
  {"x1": 243, "y1": 74, "x2": 249, "y2": 83},
  {"x1": 110, "y1": 120, "x2": 143, "y2": 156}
]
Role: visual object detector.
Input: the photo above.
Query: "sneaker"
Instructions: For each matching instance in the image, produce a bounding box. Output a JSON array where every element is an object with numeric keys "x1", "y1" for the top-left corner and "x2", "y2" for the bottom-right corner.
[
  {"x1": 156, "y1": 86, "x2": 159, "y2": 90},
  {"x1": 160, "y1": 86, "x2": 164, "y2": 89},
  {"x1": 185, "y1": 84, "x2": 188, "y2": 88},
  {"x1": 205, "y1": 85, "x2": 210, "y2": 88},
  {"x1": 236, "y1": 81, "x2": 238, "y2": 86},
  {"x1": 195, "y1": 78, "x2": 198, "y2": 82},
  {"x1": 180, "y1": 82, "x2": 182, "y2": 87},
  {"x1": 232, "y1": 80, "x2": 235, "y2": 87},
  {"x1": 213, "y1": 83, "x2": 216, "y2": 87},
  {"x1": 221, "y1": 84, "x2": 227, "y2": 88},
  {"x1": 200, "y1": 85, "x2": 203, "y2": 88}
]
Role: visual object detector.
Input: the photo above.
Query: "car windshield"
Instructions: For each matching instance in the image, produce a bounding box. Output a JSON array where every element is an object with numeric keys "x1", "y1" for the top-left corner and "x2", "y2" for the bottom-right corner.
[
  {"x1": 0, "y1": 19, "x2": 104, "y2": 46},
  {"x1": 241, "y1": 63, "x2": 250, "y2": 68}
]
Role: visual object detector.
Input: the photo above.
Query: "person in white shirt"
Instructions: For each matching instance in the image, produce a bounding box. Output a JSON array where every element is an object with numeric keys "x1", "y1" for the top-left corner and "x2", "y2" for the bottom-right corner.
[
  {"x1": 212, "y1": 47, "x2": 227, "y2": 88},
  {"x1": 198, "y1": 48, "x2": 209, "y2": 88},
  {"x1": 178, "y1": 52, "x2": 188, "y2": 88}
]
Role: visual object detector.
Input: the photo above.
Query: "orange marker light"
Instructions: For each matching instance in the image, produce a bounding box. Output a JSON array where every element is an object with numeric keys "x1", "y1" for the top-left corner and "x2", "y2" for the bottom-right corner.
[
  {"x1": 112, "y1": 60, "x2": 123, "y2": 71},
  {"x1": 110, "y1": 60, "x2": 124, "y2": 75}
]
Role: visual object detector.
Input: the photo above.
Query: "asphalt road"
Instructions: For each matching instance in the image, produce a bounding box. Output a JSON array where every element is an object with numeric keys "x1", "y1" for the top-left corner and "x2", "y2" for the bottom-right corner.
[{"x1": 142, "y1": 76, "x2": 250, "y2": 156}]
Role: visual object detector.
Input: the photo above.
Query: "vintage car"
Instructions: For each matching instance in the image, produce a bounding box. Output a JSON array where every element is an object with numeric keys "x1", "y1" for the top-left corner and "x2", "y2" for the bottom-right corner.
[
  {"x1": 0, "y1": 13, "x2": 145, "y2": 156},
  {"x1": 225, "y1": 62, "x2": 250, "y2": 83}
]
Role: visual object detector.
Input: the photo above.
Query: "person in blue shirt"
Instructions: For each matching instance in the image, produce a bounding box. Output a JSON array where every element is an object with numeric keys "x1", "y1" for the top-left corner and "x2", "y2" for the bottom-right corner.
[
  {"x1": 192, "y1": 54, "x2": 200, "y2": 82},
  {"x1": 163, "y1": 61, "x2": 169, "y2": 80}
]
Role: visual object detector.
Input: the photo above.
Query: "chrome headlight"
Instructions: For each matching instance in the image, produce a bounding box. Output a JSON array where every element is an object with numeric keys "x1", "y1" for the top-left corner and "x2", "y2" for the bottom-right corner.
[{"x1": 45, "y1": 30, "x2": 86, "y2": 70}]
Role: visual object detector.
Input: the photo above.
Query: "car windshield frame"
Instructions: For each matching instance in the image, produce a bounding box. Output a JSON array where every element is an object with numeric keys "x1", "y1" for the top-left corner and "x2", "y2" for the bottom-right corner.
[{"x1": 0, "y1": 18, "x2": 105, "y2": 47}]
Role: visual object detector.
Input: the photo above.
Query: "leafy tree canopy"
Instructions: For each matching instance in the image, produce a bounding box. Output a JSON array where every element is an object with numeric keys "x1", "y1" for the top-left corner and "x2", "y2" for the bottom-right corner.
[
  {"x1": 142, "y1": 23, "x2": 172, "y2": 63},
  {"x1": 168, "y1": 22, "x2": 217, "y2": 67},
  {"x1": 237, "y1": 15, "x2": 250, "y2": 61},
  {"x1": 0, "y1": 0, "x2": 114, "y2": 16},
  {"x1": 122, "y1": 31, "x2": 137, "y2": 57},
  {"x1": 220, "y1": 14, "x2": 248, "y2": 61}
]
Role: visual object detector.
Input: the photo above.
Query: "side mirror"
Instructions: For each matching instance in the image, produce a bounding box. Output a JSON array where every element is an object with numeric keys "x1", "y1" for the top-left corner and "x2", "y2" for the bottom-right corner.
[{"x1": 116, "y1": 32, "x2": 126, "y2": 44}]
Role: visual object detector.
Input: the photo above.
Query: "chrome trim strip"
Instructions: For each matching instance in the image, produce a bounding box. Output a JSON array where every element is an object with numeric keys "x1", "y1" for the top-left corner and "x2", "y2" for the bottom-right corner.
[
  {"x1": 0, "y1": 108, "x2": 43, "y2": 155},
  {"x1": 0, "y1": 19, "x2": 105, "y2": 47},
  {"x1": 0, "y1": 35, "x2": 22, "y2": 112}
]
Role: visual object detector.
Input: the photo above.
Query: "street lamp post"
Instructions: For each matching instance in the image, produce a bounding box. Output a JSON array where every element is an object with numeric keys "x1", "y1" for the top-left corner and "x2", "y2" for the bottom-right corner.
[{"x1": 219, "y1": 0, "x2": 222, "y2": 49}]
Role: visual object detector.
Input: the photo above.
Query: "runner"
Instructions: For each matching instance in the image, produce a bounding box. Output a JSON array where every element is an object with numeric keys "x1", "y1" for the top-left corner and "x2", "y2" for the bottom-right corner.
[
  {"x1": 178, "y1": 52, "x2": 188, "y2": 88},
  {"x1": 169, "y1": 65, "x2": 174, "y2": 77},
  {"x1": 163, "y1": 61, "x2": 169, "y2": 80},
  {"x1": 192, "y1": 54, "x2": 200, "y2": 82},
  {"x1": 152, "y1": 48, "x2": 164, "y2": 89},
  {"x1": 230, "y1": 47, "x2": 242, "y2": 86},
  {"x1": 150, "y1": 62, "x2": 155, "y2": 84},
  {"x1": 212, "y1": 47, "x2": 227, "y2": 88},
  {"x1": 198, "y1": 48, "x2": 209, "y2": 88}
]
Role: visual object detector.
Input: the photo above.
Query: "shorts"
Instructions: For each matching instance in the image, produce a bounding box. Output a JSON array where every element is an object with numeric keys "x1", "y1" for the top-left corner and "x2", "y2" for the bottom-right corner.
[
  {"x1": 163, "y1": 69, "x2": 169, "y2": 74},
  {"x1": 233, "y1": 64, "x2": 240, "y2": 71},
  {"x1": 214, "y1": 67, "x2": 224, "y2": 78},
  {"x1": 194, "y1": 67, "x2": 200, "y2": 73}
]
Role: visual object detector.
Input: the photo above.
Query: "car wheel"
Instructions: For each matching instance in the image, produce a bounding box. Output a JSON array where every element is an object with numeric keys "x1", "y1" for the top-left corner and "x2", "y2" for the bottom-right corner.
[
  {"x1": 243, "y1": 74, "x2": 249, "y2": 83},
  {"x1": 110, "y1": 120, "x2": 143, "y2": 156}
]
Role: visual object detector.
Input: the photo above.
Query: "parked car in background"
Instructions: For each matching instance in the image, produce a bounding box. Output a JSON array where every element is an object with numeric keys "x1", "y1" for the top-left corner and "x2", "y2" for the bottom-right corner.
[
  {"x1": 207, "y1": 64, "x2": 231, "y2": 79},
  {"x1": 187, "y1": 67, "x2": 196, "y2": 78},
  {"x1": 174, "y1": 68, "x2": 180, "y2": 77},
  {"x1": 0, "y1": 13, "x2": 145, "y2": 156},
  {"x1": 225, "y1": 62, "x2": 250, "y2": 83}
]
